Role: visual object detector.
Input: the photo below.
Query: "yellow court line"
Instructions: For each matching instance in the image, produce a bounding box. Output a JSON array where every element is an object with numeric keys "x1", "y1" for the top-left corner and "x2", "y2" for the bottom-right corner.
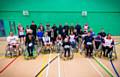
[
  {"x1": 37, "y1": 53, "x2": 57, "y2": 77},
  {"x1": 38, "y1": 54, "x2": 48, "y2": 77}
]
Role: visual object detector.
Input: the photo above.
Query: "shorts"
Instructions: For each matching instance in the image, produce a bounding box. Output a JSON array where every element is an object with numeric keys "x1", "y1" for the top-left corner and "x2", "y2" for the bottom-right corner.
[{"x1": 19, "y1": 35, "x2": 25, "y2": 38}]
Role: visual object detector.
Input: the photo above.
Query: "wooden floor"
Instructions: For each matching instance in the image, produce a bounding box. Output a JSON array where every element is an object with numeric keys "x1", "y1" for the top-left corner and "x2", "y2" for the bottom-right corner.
[{"x1": 0, "y1": 36, "x2": 120, "y2": 77}]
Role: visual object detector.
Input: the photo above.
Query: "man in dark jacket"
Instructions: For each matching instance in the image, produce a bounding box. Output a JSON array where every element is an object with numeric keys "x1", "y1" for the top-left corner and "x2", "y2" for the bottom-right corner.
[{"x1": 30, "y1": 21, "x2": 37, "y2": 39}]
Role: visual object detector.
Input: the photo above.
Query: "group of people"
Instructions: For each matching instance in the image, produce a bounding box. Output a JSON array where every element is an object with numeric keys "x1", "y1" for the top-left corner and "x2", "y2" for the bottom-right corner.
[{"x1": 6, "y1": 21, "x2": 115, "y2": 58}]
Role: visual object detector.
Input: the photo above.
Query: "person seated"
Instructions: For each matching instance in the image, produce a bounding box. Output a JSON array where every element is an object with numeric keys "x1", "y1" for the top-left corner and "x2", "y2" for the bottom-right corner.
[
  {"x1": 83, "y1": 31, "x2": 95, "y2": 57},
  {"x1": 37, "y1": 28, "x2": 44, "y2": 42},
  {"x1": 94, "y1": 33, "x2": 102, "y2": 50},
  {"x1": 25, "y1": 33, "x2": 35, "y2": 57},
  {"x1": 62, "y1": 37, "x2": 71, "y2": 57},
  {"x1": 69, "y1": 32, "x2": 76, "y2": 48},
  {"x1": 42, "y1": 32, "x2": 52, "y2": 47},
  {"x1": 7, "y1": 32, "x2": 19, "y2": 50},
  {"x1": 56, "y1": 34, "x2": 63, "y2": 46},
  {"x1": 102, "y1": 33, "x2": 114, "y2": 57}
]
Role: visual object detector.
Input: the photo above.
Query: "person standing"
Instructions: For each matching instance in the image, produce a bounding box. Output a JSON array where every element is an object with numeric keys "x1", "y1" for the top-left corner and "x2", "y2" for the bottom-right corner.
[{"x1": 30, "y1": 21, "x2": 37, "y2": 40}]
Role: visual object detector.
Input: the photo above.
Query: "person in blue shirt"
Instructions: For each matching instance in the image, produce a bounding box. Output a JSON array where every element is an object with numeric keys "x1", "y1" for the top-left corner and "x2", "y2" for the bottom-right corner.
[{"x1": 37, "y1": 28, "x2": 44, "y2": 42}]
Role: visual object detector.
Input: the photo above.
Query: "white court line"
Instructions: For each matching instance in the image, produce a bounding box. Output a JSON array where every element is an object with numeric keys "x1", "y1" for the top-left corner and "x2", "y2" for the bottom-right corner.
[
  {"x1": 45, "y1": 53, "x2": 51, "y2": 77},
  {"x1": 58, "y1": 53, "x2": 61, "y2": 77},
  {"x1": 88, "y1": 59, "x2": 104, "y2": 77}
]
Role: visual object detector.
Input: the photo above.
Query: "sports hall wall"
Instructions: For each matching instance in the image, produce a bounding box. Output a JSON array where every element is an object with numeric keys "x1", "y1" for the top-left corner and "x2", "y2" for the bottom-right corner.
[{"x1": 0, "y1": 0, "x2": 120, "y2": 36}]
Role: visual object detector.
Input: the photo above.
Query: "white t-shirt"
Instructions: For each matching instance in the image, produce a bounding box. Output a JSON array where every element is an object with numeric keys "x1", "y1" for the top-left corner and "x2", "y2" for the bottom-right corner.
[
  {"x1": 104, "y1": 37, "x2": 113, "y2": 47},
  {"x1": 70, "y1": 35, "x2": 75, "y2": 42},
  {"x1": 7, "y1": 36, "x2": 18, "y2": 44},
  {"x1": 42, "y1": 36, "x2": 50, "y2": 43}
]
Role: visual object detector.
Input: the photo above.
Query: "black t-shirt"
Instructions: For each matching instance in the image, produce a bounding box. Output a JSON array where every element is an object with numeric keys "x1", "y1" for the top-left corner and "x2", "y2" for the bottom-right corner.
[
  {"x1": 84, "y1": 36, "x2": 94, "y2": 45},
  {"x1": 63, "y1": 41, "x2": 70, "y2": 48},
  {"x1": 30, "y1": 24, "x2": 37, "y2": 33},
  {"x1": 99, "y1": 32, "x2": 106, "y2": 38}
]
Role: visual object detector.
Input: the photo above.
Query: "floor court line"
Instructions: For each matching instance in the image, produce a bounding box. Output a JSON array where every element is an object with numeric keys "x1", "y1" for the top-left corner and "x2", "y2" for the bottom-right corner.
[
  {"x1": 36, "y1": 54, "x2": 58, "y2": 77},
  {"x1": 0, "y1": 56, "x2": 19, "y2": 74},
  {"x1": 37, "y1": 54, "x2": 48, "y2": 77},
  {"x1": 88, "y1": 59, "x2": 104, "y2": 77},
  {"x1": 58, "y1": 53, "x2": 60, "y2": 77},
  {"x1": 93, "y1": 57, "x2": 114, "y2": 77},
  {"x1": 45, "y1": 53, "x2": 51, "y2": 77}
]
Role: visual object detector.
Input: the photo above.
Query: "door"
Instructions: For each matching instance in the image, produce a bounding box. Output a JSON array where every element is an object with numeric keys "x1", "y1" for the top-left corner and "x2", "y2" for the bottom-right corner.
[{"x1": 0, "y1": 20, "x2": 6, "y2": 37}]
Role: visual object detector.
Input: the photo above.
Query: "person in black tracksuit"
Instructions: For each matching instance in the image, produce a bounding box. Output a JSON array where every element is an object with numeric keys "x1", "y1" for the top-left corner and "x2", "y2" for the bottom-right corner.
[
  {"x1": 84, "y1": 32, "x2": 95, "y2": 57},
  {"x1": 25, "y1": 33, "x2": 35, "y2": 57},
  {"x1": 58, "y1": 24, "x2": 63, "y2": 35},
  {"x1": 64, "y1": 23, "x2": 69, "y2": 35},
  {"x1": 62, "y1": 37, "x2": 71, "y2": 57},
  {"x1": 75, "y1": 23, "x2": 81, "y2": 34},
  {"x1": 30, "y1": 21, "x2": 37, "y2": 40}
]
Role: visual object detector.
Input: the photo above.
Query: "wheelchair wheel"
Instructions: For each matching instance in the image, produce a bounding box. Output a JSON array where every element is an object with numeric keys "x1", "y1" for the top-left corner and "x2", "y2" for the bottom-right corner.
[
  {"x1": 108, "y1": 48, "x2": 117, "y2": 60},
  {"x1": 5, "y1": 47, "x2": 12, "y2": 58}
]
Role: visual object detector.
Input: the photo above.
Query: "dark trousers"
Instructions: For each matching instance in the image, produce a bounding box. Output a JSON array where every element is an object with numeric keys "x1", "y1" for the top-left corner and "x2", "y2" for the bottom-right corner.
[
  {"x1": 86, "y1": 45, "x2": 93, "y2": 56},
  {"x1": 102, "y1": 46, "x2": 113, "y2": 57},
  {"x1": 27, "y1": 46, "x2": 34, "y2": 57},
  {"x1": 64, "y1": 48, "x2": 70, "y2": 57},
  {"x1": 95, "y1": 42, "x2": 101, "y2": 49}
]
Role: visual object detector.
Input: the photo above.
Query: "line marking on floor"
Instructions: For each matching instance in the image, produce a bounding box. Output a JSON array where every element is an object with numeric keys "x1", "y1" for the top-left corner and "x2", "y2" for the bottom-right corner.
[
  {"x1": 110, "y1": 60, "x2": 120, "y2": 77},
  {"x1": 58, "y1": 53, "x2": 60, "y2": 77},
  {"x1": 38, "y1": 54, "x2": 48, "y2": 77},
  {"x1": 45, "y1": 53, "x2": 51, "y2": 77},
  {"x1": 0, "y1": 56, "x2": 19, "y2": 74},
  {"x1": 88, "y1": 59, "x2": 104, "y2": 77},
  {"x1": 35, "y1": 54, "x2": 58, "y2": 77},
  {"x1": 93, "y1": 56, "x2": 114, "y2": 77}
]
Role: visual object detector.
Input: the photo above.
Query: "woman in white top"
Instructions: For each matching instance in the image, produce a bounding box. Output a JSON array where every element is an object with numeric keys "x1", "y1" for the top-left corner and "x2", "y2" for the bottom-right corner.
[
  {"x1": 102, "y1": 33, "x2": 114, "y2": 57},
  {"x1": 17, "y1": 24, "x2": 25, "y2": 44},
  {"x1": 42, "y1": 32, "x2": 52, "y2": 46},
  {"x1": 69, "y1": 32, "x2": 76, "y2": 48}
]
